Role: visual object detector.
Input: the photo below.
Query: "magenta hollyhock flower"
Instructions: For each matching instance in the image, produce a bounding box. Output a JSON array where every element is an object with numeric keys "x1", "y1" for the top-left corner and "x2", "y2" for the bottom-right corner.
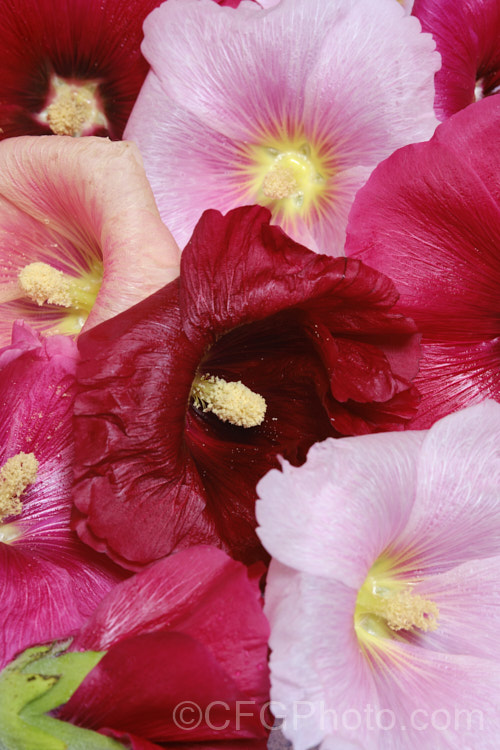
[
  {"x1": 53, "y1": 546, "x2": 270, "y2": 750},
  {"x1": 0, "y1": 321, "x2": 127, "y2": 671},
  {"x1": 345, "y1": 96, "x2": 500, "y2": 428},
  {"x1": 72, "y1": 205, "x2": 420, "y2": 570},
  {"x1": 257, "y1": 400, "x2": 500, "y2": 750},
  {"x1": 412, "y1": 0, "x2": 500, "y2": 120},
  {"x1": 0, "y1": 135, "x2": 179, "y2": 347},
  {"x1": 124, "y1": 0, "x2": 439, "y2": 255}
]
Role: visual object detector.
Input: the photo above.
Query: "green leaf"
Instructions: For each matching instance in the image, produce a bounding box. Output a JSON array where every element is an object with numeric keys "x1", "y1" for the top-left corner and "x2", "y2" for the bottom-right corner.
[{"x1": 0, "y1": 642, "x2": 124, "y2": 750}]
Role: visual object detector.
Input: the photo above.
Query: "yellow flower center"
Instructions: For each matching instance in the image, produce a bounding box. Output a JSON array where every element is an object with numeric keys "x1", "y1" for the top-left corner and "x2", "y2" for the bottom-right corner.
[
  {"x1": 244, "y1": 137, "x2": 329, "y2": 219},
  {"x1": 37, "y1": 76, "x2": 109, "y2": 137},
  {"x1": 0, "y1": 452, "x2": 39, "y2": 522},
  {"x1": 354, "y1": 556, "x2": 439, "y2": 646},
  {"x1": 18, "y1": 260, "x2": 103, "y2": 335},
  {"x1": 191, "y1": 374, "x2": 267, "y2": 428}
]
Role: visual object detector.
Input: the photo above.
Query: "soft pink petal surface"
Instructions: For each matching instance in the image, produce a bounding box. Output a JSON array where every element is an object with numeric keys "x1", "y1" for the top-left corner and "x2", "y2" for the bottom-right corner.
[{"x1": 126, "y1": 0, "x2": 439, "y2": 252}]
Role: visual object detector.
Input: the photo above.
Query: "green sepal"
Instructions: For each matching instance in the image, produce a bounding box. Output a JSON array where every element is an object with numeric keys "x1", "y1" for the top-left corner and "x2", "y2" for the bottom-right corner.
[{"x1": 0, "y1": 642, "x2": 124, "y2": 750}]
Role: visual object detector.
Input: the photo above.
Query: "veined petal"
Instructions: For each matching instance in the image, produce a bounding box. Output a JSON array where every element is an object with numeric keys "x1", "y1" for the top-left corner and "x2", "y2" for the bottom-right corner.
[
  {"x1": 257, "y1": 430, "x2": 425, "y2": 588},
  {"x1": 392, "y1": 401, "x2": 500, "y2": 573},
  {"x1": 0, "y1": 325, "x2": 126, "y2": 667},
  {"x1": 265, "y1": 561, "x2": 381, "y2": 750},
  {"x1": 0, "y1": 136, "x2": 179, "y2": 344},
  {"x1": 346, "y1": 97, "x2": 500, "y2": 426},
  {"x1": 126, "y1": 0, "x2": 439, "y2": 252},
  {"x1": 414, "y1": 557, "x2": 500, "y2": 660},
  {"x1": 72, "y1": 547, "x2": 270, "y2": 705}
]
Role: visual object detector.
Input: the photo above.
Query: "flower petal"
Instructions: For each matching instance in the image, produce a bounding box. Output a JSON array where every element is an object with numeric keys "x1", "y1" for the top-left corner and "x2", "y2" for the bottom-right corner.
[
  {"x1": 0, "y1": 136, "x2": 179, "y2": 343},
  {"x1": 345, "y1": 97, "x2": 500, "y2": 426},
  {"x1": 392, "y1": 400, "x2": 500, "y2": 573},
  {"x1": 257, "y1": 430, "x2": 425, "y2": 588}
]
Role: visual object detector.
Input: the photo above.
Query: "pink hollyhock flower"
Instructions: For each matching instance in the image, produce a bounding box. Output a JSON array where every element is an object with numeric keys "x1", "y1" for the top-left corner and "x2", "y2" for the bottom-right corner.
[
  {"x1": 0, "y1": 321, "x2": 127, "y2": 670},
  {"x1": 0, "y1": 135, "x2": 179, "y2": 347},
  {"x1": 345, "y1": 96, "x2": 500, "y2": 428},
  {"x1": 72, "y1": 205, "x2": 420, "y2": 570},
  {"x1": 55, "y1": 547, "x2": 270, "y2": 749},
  {"x1": 412, "y1": 0, "x2": 500, "y2": 120},
  {"x1": 124, "y1": 0, "x2": 439, "y2": 255},
  {"x1": 257, "y1": 400, "x2": 500, "y2": 750}
]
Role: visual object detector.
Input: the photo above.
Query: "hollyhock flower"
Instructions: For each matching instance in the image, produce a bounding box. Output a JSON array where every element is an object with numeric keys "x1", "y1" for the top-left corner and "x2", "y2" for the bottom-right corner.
[
  {"x1": 256, "y1": 400, "x2": 500, "y2": 750},
  {"x1": 0, "y1": 135, "x2": 179, "y2": 347},
  {"x1": 72, "y1": 204, "x2": 420, "y2": 570},
  {"x1": 0, "y1": 321, "x2": 127, "y2": 671},
  {"x1": 124, "y1": 0, "x2": 439, "y2": 254},
  {"x1": 0, "y1": 547, "x2": 270, "y2": 750},
  {"x1": 412, "y1": 0, "x2": 500, "y2": 120},
  {"x1": 345, "y1": 96, "x2": 500, "y2": 428},
  {"x1": 0, "y1": 0, "x2": 167, "y2": 140}
]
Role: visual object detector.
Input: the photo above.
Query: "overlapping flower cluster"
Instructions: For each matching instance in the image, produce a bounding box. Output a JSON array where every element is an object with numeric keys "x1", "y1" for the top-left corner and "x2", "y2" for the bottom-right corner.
[{"x1": 1, "y1": 0, "x2": 499, "y2": 749}]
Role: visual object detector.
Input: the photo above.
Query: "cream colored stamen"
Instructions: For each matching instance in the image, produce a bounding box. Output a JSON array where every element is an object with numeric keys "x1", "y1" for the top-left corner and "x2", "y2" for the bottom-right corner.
[
  {"x1": 0, "y1": 452, "x2": 39, "y2": 521},
  {"x1": 18, "y1": 262, "x2": 72, "y2": 307},
  {"x1": 18, "y1": 261, "x2": 99, "y2": 313},
  {"x1": 191, "y1": 374, "x2": 267, "y2": 428},
  {"x1": 381, "y1": 590, "x2": 439, "y2": 632},
  {"x1": 262, "y1": 166, "x2": 299, "y2": 200},
  {"x1": 46, "y1": 81, "x2": 102, "y2": 137}
]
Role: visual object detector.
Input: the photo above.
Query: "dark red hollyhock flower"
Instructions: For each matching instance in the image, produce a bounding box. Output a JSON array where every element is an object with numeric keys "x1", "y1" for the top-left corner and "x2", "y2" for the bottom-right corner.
[
  {"x1": 412, "y1": 0, "x2": 500, "y2": 120},
  {"x1": 73, "y1": 205, "x2": 420, "y2": 570},
  {"x1": 345, "y1": 97, "x2": 500, "y2": 428},
  {"x1": 59, "y1": 546, "x2": 270, "y2": 750},
  {"x1": 0, "y1": 0, "x2": 165, "y2": 140}
]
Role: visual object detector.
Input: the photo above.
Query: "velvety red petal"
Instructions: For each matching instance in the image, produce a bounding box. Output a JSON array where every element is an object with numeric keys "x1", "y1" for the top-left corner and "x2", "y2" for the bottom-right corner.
[
  {"x1": 346, "y1": 96, "x2": 500, "y2": 426},
  {"x1": 61, "y1": 632, "x2": 267, "y2": 742},
  {"x1": 71, "y1": 547, "x2": 270, "y2": 707},
  {"x1": 74, "y1": 206, "x2": 420, "y2": 567},
  {"x1": 413, "y1": 0, "x2": 500, "y2": 119}
]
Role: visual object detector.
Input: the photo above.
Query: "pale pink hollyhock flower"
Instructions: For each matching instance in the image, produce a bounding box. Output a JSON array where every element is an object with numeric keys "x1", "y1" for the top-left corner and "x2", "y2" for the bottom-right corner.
[
  {"x1": 0, "y1": 322, "x2": 127, "y2": 669},
  {"x1": 0, "y1": 135, "x2": 180, "y2": 346},
  {"x1": 125, "y1": 0, "x2": 439, "y2": 255},
  {"x1": 256, "y1": 401, "x2": 500, "y2": 750}
]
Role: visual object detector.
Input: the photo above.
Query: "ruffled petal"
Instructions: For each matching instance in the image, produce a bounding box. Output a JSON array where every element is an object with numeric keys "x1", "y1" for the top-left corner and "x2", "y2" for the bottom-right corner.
[{"x1": 257, "y1": 430, "x2": 425, "y2": 588}]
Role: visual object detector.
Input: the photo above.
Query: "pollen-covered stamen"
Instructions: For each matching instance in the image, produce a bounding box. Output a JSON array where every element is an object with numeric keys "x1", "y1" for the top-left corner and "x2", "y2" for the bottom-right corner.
[
  {"x1": 18, "y1": 262, "x2": 99, "y2": 313},
  {"x1": 38, "y1": 76, "x2": 109, "y2": 137},
  {"x1": 375, "y1": 589, "x2": 439, "y2": 633},
  {"x1": 0, "y1": 452, "x2": 39, "y2": 521},
  {"x1": 262, "y1": 166, "x2": 299, "y2": 200},
  {"x1": 191, "y1": 374, "x2": 267, "y2": 428}
]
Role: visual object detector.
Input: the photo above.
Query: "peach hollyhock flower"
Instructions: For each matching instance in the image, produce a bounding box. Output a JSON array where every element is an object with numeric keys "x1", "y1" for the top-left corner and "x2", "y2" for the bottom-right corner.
[
  {"x1": 256, "y1": 401, "x2": 500, "y2": 750},
  {"x1": 0, "y1": 322, "x2": 127, "y2": 671},
  {"x1": 124, "y1": 0, "x2": 439, "y2": 255},
  {"x1": 0, "y1": 135, "x2": 179, "y2": 347}
]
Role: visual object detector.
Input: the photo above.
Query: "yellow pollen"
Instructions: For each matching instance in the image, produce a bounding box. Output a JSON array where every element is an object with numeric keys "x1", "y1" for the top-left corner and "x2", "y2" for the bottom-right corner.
[
  {"x1": 0, "y1": 452, "x2": 39, "y2": 521},
  {"x1": 191, "y1": 374, "x2": 267, "y2": 428},
  {"x1": 46, "y1": 81, "x2": 103, "y2": 137},
  {"x1": 377, "y1": 589, "x2": 439, "y2": 633},
  {"x1": 18, "y1": 262, "x2": 72, "y2": 307},
  {"x1": 262, "y1": 166, "x2": 299, "y2": 200}
]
